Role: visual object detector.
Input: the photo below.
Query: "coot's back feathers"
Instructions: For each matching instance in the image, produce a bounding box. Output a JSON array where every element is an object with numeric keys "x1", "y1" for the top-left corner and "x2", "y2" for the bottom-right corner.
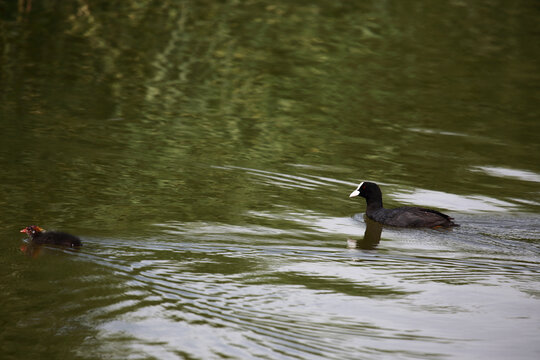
[
  {"x1": 20, "y1": 225, "x2": 82, "y2": 247},
  {"x1": 32, "y1": 231, "x2": 82, "y2": 247},
  {"x1": 369, "y1": 206, "x2": 457, "y2": 228},
  {"x1": 349, "y1": 182, "x2": 458, "y2": 228}
]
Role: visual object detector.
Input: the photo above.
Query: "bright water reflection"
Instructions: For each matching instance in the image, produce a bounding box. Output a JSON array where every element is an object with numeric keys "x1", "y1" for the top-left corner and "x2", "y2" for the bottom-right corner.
[{"x1": 4, "y1": 167, "x2": 539, "y2": 359}]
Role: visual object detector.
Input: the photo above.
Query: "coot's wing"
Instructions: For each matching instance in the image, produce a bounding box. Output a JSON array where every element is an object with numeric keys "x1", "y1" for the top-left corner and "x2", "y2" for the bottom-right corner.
[
  {"x1": 389, "y1": 207, "x2": 455, "y2": 227},
  {"x1": 417, "y1": 207, "x2": 454, "y2": 221}
]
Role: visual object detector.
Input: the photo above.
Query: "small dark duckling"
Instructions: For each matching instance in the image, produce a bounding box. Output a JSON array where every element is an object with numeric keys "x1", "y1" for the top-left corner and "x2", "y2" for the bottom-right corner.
[
  {"x1": 20, "y1": 225, "x2": 82, "y2": 247},
  {"x1": 349, "y1": 182, "x2": 458, "y2": 228}
]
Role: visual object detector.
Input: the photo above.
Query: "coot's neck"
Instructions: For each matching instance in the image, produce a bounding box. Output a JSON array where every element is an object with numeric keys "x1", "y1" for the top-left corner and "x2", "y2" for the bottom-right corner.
[{"x1": 365, "y1": 197, "x2": 384, "y2": 213}]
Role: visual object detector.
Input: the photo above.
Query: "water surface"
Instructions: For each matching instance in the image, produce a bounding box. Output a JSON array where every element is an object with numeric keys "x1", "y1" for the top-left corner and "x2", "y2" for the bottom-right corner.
[{"x1": 1, "y1": 1, "x2": 539, "y2": 359}]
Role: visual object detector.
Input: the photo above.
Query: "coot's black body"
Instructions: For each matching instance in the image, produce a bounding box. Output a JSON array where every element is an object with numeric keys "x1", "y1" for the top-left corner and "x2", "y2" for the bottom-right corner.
[
  {"x1": 349, "y1": 182, "x2": 458, "y2": 228},
  {"x1": 20, "y1": 225, "x2": 82, "y2": 247}
]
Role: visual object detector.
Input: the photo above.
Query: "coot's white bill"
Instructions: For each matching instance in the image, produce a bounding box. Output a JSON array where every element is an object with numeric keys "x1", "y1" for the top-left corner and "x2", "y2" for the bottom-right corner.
[{"x1": 349, "y1": 182, "x2": 364, "y2": 198}]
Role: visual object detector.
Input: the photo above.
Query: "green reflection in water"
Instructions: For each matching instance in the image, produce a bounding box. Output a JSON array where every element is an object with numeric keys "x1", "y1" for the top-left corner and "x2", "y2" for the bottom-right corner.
[
  {"x1": 1, "y1": 1, "x2": 539, "y2": 359},
  {"x1": 2, "y1": 2, "x2": 538, "y2": 231}
]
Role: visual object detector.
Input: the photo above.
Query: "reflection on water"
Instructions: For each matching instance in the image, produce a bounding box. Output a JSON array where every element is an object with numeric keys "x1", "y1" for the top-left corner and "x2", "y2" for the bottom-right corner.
[
  {"x1": 3, "y1": 167, "x2": 540, "y2": 359},
  {"x1": 408, "y1": 127, "x2": 468, "y2": 137},
  {"x1": 19, "y1": 243, "x2": 46, "y2": 258},
  {"x1": 348, "y1": 216, "x2": 383, "y2": 250},
  {"x1": 1, "y1": 1, "x2": 540, "y2": 359},
  {"x1": 471, "y1": 166, "x2": 540, "y2": 183},
  {"x1": 392, "y1": 188, "x2": 519, "y2": 212}
]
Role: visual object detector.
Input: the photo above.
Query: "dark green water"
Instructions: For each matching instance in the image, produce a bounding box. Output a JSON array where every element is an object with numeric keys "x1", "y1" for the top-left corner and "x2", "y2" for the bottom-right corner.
[{"x1": 1, "y1": 1, "x2": 539, "y2": 359}]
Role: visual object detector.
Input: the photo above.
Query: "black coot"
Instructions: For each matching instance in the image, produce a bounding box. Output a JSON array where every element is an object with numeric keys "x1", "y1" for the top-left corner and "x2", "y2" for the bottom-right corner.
[
  {"x1": 20, "y1": 225, "x2": 82, "y2": 247},
  {"x1": 349, "y1": 182, "x2": 458, "y2": 228}
]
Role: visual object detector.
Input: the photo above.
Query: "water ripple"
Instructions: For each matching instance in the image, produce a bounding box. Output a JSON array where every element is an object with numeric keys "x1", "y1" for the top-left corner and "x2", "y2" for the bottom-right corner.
[{"x1": 15, "y1": 202, "x2": 538, "y2": 359}]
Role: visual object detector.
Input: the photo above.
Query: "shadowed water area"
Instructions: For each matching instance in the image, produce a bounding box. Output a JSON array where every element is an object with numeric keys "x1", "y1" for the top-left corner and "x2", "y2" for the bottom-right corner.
[{"x1": 1, "y1": 1, "x2": 539, "y2": 359}]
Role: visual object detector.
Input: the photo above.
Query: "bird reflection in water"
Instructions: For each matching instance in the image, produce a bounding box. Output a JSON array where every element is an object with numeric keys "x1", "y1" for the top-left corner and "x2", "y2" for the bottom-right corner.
[
  {"x1": 19, "y1": 242, "x2": 82, "y2": 258},
  {"x1": 347, "y1": 216, "x2": 383, "y2": 250},
  {"x1": 20, "y1": 242, "x2": 45, "y2": 258}
]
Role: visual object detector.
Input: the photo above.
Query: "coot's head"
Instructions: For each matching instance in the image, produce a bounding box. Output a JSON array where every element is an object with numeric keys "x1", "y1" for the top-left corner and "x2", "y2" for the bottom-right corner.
[
  {"x1": 20, "y1": 225, "x2": 44, "y2": 236},
  {"x1": 349, "y1": 181, "x2": 382, "y2": 201}
]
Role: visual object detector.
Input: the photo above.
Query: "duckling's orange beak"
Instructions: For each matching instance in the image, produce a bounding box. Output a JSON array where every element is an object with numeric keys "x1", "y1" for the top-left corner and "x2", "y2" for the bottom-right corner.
[{"x1": 20, "y1": 228, "x2": 28, "y2": 233}]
